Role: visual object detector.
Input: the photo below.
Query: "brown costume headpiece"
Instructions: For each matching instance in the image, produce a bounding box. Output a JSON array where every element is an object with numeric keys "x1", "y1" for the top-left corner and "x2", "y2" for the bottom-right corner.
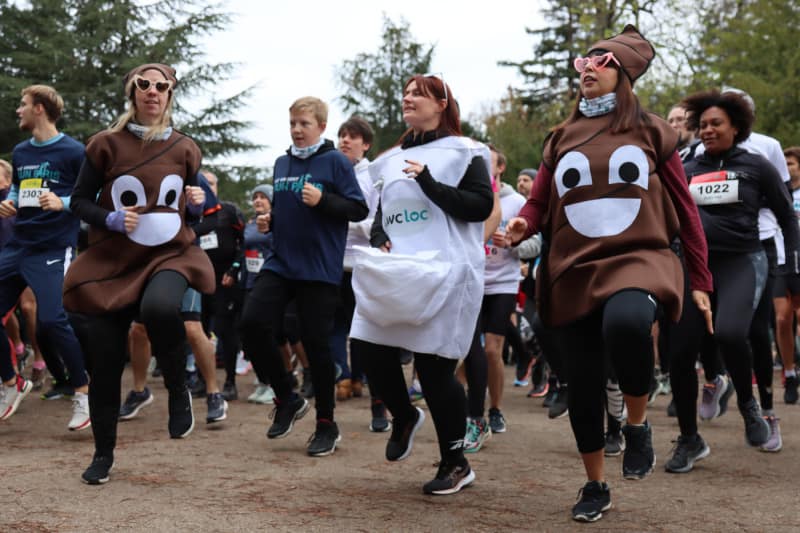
[{"x1": 589, "y1": 25, "x2": 654, "y2": 84}]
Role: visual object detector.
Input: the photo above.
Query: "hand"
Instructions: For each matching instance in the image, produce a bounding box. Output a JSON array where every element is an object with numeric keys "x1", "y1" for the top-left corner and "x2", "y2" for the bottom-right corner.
[
  {"x1": 691, "y1": 290, "x2": 714, "y2": 334},
  {"x1": 123, "y1": 207, "x2": 139, "y2": 233},
  {"x1": 520, "y1": 263, "x2": 529, "y2": 278},
  {"x1": 505, "y1": 217, "x2": 529, "y2": 245},
  {"x1": 0, "y1": 199, "x2": 17, "y2": 218},
  {"x1": 491, "y1": 230, "x2": 508, "y2": 248},
  {"x1": 256, "y1": 213, "x2": 271, "y2": 233},
  {"x1": 403, "y1": 160, "x2": 424, "y2": 179},
  {"x1": 184, "y1": 185, "x2": 205, "y2": 206},
  {"x1": 222, "y1": 273, "x2": 235, "y2": 287},
  {"x1": 38, "y1": 192, "x2": 64, "y2": 211},
  {"x1": 379, "y1": 240, "x2": 392, "y2": 253},
  {"x1": 302, "y1": 182, "x2": 322, "y2": 206}
]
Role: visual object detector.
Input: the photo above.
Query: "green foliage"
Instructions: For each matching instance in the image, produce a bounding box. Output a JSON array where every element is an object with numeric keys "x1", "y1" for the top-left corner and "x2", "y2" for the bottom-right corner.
[
  {"x1": 335, "y1": 15, "x2": 434, "y2": 154},
  {"x1": 0, "y1": 0, "x2": 261, "y2": 182}
]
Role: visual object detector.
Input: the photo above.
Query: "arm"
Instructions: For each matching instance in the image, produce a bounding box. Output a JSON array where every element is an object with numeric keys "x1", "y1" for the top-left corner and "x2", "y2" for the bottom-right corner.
[
  {"x1": 483, "y1": 191, "x2": 501, "y2": 243},
  {"x1": 315, "y1": 191, "x2": 369, "y2": 222},
  {"x1": 414, "y1": 156, "x2": 494, "y2": 222},
  {"x1": 659, "y1": 152, "x2": 713, "y2": 292},
  {"x1": 70, "y1": 158, "x2": 113, "y2": 228},
  {"x1": 511, "y1": 233, "x2": 543, "y2": 260},
  {"x1": 369, "y1": 201, "x2": 389, "y2": 249},
  {"x1": 761, "y1": 159, "x2": 800, "y2": 270},
  {"x1": 508, "y1": 163, "x2": 551, "y2": 243}
]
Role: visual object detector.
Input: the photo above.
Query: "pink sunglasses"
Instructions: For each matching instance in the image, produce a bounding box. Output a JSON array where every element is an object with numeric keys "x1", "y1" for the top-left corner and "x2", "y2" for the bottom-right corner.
[{"x1": 573, "y1": 52, "x2": 621, "y2": 73}]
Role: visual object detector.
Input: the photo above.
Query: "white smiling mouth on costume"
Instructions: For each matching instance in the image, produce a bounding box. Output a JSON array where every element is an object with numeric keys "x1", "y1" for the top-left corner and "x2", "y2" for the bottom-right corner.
[
  {"x1": 564, "y1": 198, "x2": 641, "y2": 238},
  {"x1": 128, "y1": 212, "x2": 181, "y2": 246}
]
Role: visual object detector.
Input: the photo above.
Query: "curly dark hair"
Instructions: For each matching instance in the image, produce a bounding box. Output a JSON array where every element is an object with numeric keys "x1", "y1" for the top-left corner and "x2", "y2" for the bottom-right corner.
[{"x1": 681, "y1": 90, "x2": 753, "y2": 145}]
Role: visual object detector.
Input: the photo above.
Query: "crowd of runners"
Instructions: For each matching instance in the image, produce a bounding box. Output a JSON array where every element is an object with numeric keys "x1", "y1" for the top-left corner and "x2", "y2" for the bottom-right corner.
[{"x1": 2, "y1": 25, "x2": 800, "y2": 523}]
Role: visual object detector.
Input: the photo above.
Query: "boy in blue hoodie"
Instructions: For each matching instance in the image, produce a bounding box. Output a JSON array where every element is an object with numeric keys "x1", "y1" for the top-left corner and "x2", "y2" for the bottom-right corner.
[{"x1": 240, "y1": 96, "x2": 368, "y2": 456}]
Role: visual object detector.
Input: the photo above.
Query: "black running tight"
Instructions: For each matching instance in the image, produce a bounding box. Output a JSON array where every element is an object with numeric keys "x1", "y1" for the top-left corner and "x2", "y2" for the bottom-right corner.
[
  {"x1": 556, "y1": 290, "x2": 657, "y2": 454},
  {"x1": 355, "y1": 339, "x2": 467, "y2": 465}
]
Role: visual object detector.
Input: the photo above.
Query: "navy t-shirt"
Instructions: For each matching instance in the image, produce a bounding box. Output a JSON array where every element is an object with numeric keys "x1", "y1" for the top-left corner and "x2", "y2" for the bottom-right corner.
[
  {"x1": 264, "y1": 140, "x2": 363, "y2": 284},
  {"x1": 10, "y1": 133, "x2": 83, "y2": 249}
]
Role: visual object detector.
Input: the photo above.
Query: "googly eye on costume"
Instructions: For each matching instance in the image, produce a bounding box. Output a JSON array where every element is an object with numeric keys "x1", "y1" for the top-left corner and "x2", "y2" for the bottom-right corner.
[
  {"x1": 608, "y1": 145, "x2": 649, "y2": 190},
  {"x1": 157, "y1": 174, "x2": 183, "y2": 209},
  {"x1": 111, "y1": 175, "x2": 147, "y2": 211},
  {"x1": 555, "y1": 151, "x2": 592, "y2": 198}
]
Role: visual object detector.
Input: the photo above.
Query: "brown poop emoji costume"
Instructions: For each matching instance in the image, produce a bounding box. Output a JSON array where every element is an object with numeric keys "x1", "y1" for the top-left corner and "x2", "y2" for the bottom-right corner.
[
  {"x1": 63, "y1": 64, "x2": 214, "y2": 314},
  {"x1": 537, "y1": 26, "x2": 683, "y2": 327}
]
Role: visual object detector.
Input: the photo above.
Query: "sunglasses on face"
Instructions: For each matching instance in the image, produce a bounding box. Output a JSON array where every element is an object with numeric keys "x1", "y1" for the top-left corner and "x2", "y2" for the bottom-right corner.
[
  {"x1": 422, "y1": 72, "x2": 448, "y2": 105},
  {"x1": 573, "y1": 52, "x2": 621, "y2": 73},
  {"x1": 133, "y1": 76, "x2": 173, "y2": 93}
]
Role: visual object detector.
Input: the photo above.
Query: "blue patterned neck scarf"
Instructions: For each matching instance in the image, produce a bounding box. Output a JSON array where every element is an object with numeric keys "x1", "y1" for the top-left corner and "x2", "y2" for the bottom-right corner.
[
  {"x1": 291, "y1": 138, "x2": 325, "y2": 159},
  {"x1": 126, "y1": 122, "x2": 172, "y2": 140},
  {"x1": 579, "y1": 93, "x2": 617, "y2": 117}
]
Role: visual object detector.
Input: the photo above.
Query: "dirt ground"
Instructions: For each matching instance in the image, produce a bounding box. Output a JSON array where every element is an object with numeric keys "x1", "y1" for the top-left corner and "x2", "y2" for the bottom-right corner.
[{"x1": 2, "y1": 363, "x2": 800, "y2": 532}]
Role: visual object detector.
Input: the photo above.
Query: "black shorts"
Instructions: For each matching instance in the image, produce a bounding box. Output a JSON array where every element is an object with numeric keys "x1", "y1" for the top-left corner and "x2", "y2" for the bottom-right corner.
[
  {"x1": 478, "y1": 293, "x2": 517, "y2": 335},
  {"x1": 773, "y1": 271, "x2": 800, "y2": 298}
]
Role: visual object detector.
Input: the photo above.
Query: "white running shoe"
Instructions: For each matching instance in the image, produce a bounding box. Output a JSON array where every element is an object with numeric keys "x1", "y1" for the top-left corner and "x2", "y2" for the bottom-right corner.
[
  {"x1": 235, "y1": 351, "x2": 252, "y2": 376},
  {"x1": 0, "y1": 377, "x2": 32, "y2": 420},
  {"x1": 248, "y1": 384, "x2": 275, "y2": 404},
  {"x1": 68, "y1": 391, "x2": 91, "y2": 431}
]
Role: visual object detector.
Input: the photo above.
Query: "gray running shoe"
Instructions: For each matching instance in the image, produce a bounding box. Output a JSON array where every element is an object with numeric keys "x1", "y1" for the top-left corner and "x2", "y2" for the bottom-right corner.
[{"x1": 664, "y1": 433, "x2": 710, "y2": 473}]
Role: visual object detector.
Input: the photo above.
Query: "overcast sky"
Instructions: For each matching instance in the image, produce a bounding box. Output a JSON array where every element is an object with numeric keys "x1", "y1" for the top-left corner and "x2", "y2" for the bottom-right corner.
[{"x1": 199, "y1": 0, "x2": 543, "y2": 169}]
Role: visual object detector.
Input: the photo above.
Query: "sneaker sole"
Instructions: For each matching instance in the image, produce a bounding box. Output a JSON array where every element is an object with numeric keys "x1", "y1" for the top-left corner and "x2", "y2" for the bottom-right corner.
[
  {"x1": 119, "y1": 394, "x2": 155, "y2": 421},
  {"x1": 389, "y1": 407, "x2": 425, "y2": 461},
  {"x1": 623, "y1": 455, "x2": 656, "y2": 480},
  {"x1": 573, "y1": 502, "x2": 612, "y2": 522},
  {"x1": 308, "y1": 434, "x2": 342, "y2": 457},
  {"x1": 170, "y1": 392, "x2": 195, "y2": 439},
  {"x1": 69, "y1": 419, "x2": 92, "y2": 431},
  {"x1": 548, "y1": 408, "x2": 569, "y2": 420},
  {"x1": 665, "y1": 444, "x2": 710, "y2": 473},
  {"x1": 369, "y1": 420, "x2": 392, "y2": 433},
  {"x1": 206, "y1": 400, "x2": 229, "y2": 424},
  {"x1": 426, "y1": 468, "x2": 476, "y2": 495},
  {"x1": 268, "y1": 399, "x2": 310, "y2": 439},
  {"x1": 81, "y1": 464, "x2": 114, "y2": 485}
]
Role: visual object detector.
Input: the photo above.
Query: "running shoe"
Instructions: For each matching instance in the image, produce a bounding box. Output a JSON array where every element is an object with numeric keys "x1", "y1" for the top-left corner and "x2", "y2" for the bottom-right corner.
[
  {"x1": 222, "y1": 380, "x2": 238, "y2": 401},
  {"x1": 68, "y1": 392, "x2": 91, "y2": 431},
  {"x1": 664, "y1": 433, "x2": 710, "y2": 473},
  {"x1": 0, "y1": 376, "x2": 32, "y2": 420},
  {"x1": 739, "y1": 398, "x2": 770, "y2": 447},
  {"x1": 422, "y1": 461, "x2": 475, "y2": 495},
  {"x1": 386, "y1": 406, "x2": 425, "y2": 461},
  {"x1": 307, "y1": 420, "x2": 341, "y2": 457},
  {"x1": 542, "y1": 382, "x2": 558, "y2": 408},
  {"x1": 464, "y1": 417, "x2": 491, "y2": 453},
  {"x1": 235, "y1": 351, "x2": 251, "y2": 376},
  {"x1": 40, "y1": 381, "x2": 74, "y2": 401},
  {"x1": 513, "y1": 377, "x2": 529, "y2": 387},
  {"x1": 167, "y1": 388, "x2": 194, "y2": 439},
  {"x1": 30, "y1": 366, "x2": 45, "y2": 391},
  {"x1": 718, "y1": 375, "x2": 734, "y2": 417},
  {"x1": 81, "y1": 454, "x2": 114, "y2": 485},
  {"x1": 527, "y1": 381, "x2": 549, "y2": 398},
  {"x1": 604, "y1": 430, "x2": 625, "y2": 457},
  {"x1": 267, "y1": 396, "x2": 309, "y2": 439},
  {"x1": 621, "y1": 421, "x2": 655, "y2": 480},
  {"x1": 699, "y1": 374, "x2": 728, "y2": 421},
  {"x1": 759, "y1": 415, "x2": 782, "y2": 452},
  {"x1": 548, "y1": 385, "x2": 569, "y2": 419},
  {"x1": 369, "y1": 399, "x2": 391, "y2": 433},
  {"x1": 488, "y1": 408, "x2": 507, "y2": 433},
  {"x1": 658, "y1": 373, "x2": 671, "y2": 395},
  {"x1": 351, "y1": 379, "x2": 364, "y2": 398},
  {"x1": 188, "y1": 372, "x2": 206, "y2": 399},
  {"x1": 572, "y1": 481, "x2": 611, "y2": 522},
  {"x1": 408, "y1": 382, "x2": 424, "y2": 403},
  {"x1": 206, "y1": 392, "x2": 228, "y2": 423},
  {"x1": 784, "y1": 375, "x2": 798, "y2": 405},
  {"x1": 119, "y1": 388, "x2": 154, "y2": 420},
  {"x1": 248, "y1": 384, "x2": 275, "y2": 404}
]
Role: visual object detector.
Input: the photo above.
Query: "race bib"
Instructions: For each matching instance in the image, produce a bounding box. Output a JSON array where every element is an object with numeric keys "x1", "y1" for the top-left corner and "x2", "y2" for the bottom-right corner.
[
  {"x1": 245, "y1": 250, "x2": 263, "y2": 273},
  {"x1": 19, "y1": 178, "x2": 49, "y2": 208},
  {"x1": 689, "y1": 171, "x2": 740, "y2": 206},
  {"x1": 199, "y1": 231, "x2": 219, "y2": 250}
]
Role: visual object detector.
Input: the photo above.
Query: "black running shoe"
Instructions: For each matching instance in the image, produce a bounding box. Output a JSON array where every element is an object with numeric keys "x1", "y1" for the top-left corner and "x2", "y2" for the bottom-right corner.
[
  {"x1": 739, "y1": 397, "x2": 770, "y2": 447},
  {"x1": 188, "y1": 372, "x2": 206, "y2": 399},
  {"x1": 548, "y1": 385, "x2": 569, "y2": 419},
  {"x1": 422, "y1": 461, "x2": 475, "y2": 495},
  {"x1": 369, "y1": 399, "x2": 391, "y2": 433},
  {"x1": 488, "y1": 408, "x2": 507, "y2": 433},
  {"x1": 222, "y1": 380, "x2": 238, "y2": 401},
  {"x1": 206, "y1": 392, "x2": 228, "y2": 423},
  {"x1": 604, "y1": 430, "x2": 625, "y2": 457},
  {"x1": 572, "y1": 481, "x2": 611, "y2": 522},
  {"x1": 81, "y1": 454, "x2": 114, "y2": 485},
  {"x1": 307, "y1": 420, "x2": 341, "y2": 456},
  {"x1": 40, "y1": 381, "x2": 74, "y2": 401},
  {"x1": 267, "y1": 396, "x2": 310, "y2": 439},
  {"x1": 299, "y1": 369, "x2": 314, "y2": 399},
  {"x1": 784, "y1": 375, "x2": 799, "y2": 405},
  {"x1": 621, "y1": 421, "x2": 655, "y2": 480},
  {"x1": 664, "y1": 433, "x2": 710, "y2": 473},
  {"x1": 168, "y1": 388, "x2": 195, "y2": 439},
  {"x1": 386, "y1": 407, "x2": 425, "y2": 461},
  {"x1": 118, "y1": 387, "x2": 154, "y2": 420},
  {"x1": 542, "y1": 380, "x2": 558, "y2": 408}
]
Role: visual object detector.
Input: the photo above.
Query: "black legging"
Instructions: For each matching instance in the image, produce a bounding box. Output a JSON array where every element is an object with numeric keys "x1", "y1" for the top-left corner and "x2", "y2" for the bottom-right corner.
[
  {"x1": 749, "y1": 239, "x2": 777, "y2": 411},
  {"x1": 202, "y1": 279, "x2": 241, "y2": 384},
  {"x1": 86, "y1": 270, "x2": 188, "y2": 456},
  {"x1": 240, "y1": 270, "x2": 338, "y2": 421},
  {"x1": 463, "y1": 321, "x2": 488, "y2": 419},
  {"x1": 354, "y1": 339, "x2": 468, "y2": 465},
  {"x1": 556, "y1": 290, "x2": 657, "y2": 454},
  {"x1": 708, "y1": 249, "x2": 767, "y2": 407}
]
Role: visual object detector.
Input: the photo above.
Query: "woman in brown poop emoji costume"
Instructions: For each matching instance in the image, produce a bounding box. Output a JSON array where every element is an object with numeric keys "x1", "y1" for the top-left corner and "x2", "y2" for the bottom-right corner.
[
  {"x1": 506, "y1": 26, "x2": 713, "y2": 522},
  {"x1": 65, "y1": 63, "x2": 214, "y2": 485}
]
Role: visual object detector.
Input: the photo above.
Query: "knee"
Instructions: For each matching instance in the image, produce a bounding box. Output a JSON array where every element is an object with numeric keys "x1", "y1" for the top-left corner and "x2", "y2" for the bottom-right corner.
[{"x1": 603, "y1": 310, "x2": 652, "y2": 346}]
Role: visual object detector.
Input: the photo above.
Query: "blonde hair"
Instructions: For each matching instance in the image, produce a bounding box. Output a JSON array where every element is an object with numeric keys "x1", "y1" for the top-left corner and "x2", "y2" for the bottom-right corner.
[
  {"x1": 0, "y1": 160, "x2": 11, "y2": 179},
  {"x1": 21, "y1": 85, "x2": 64, "y2": 123},
  {"x1": 109, "y1": 72, "x2": 174, "y2": 142},
  {"x1": 290, "y1": 96, "x2": 328, "y2": 124}
]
